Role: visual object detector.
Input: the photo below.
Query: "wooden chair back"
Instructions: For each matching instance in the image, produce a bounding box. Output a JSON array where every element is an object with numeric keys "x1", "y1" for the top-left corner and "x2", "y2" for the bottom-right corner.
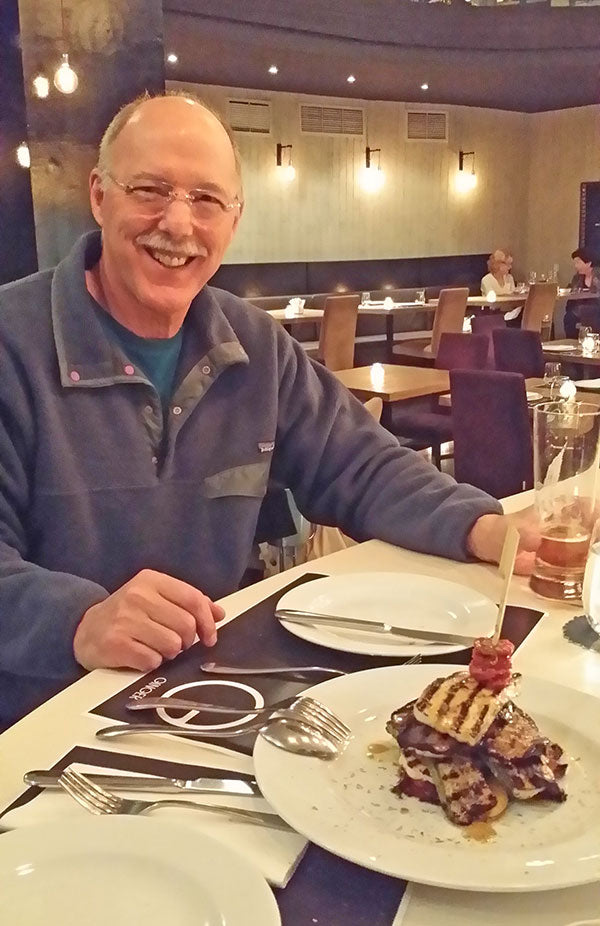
[
  {"x1": 430, "y1": 288, "x2": 469, "y2": 355},
  {"x1": 521, "y1": 282, "x2": 557, "y2": 333},
  {"x1": 318, "y1": 294, "x2": 360, "y2": 371}
]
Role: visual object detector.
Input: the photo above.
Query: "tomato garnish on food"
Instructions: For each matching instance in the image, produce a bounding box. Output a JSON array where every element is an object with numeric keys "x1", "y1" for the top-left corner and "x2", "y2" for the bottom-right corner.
[{"x1": 469, "y1": 638, "x2": 514, "y2": 691}]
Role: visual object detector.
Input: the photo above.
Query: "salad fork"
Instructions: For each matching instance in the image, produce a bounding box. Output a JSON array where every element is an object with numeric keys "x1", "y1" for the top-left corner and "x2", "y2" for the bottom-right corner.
[{"x1": 58, "y1": 768, "x2": 293, "y2": 831}]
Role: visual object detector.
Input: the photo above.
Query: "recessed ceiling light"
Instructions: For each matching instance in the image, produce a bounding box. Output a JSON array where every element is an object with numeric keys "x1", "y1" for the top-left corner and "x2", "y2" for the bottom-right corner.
[
  {"x1": 268, "y1": 65, "x2": 278, "y2": 75},
  {"x1": 421, "y1": 83, "x2": 429, "y2": 91},
  {"x1": 347, "y1": 75, "x2": 356, "y2": 84},
  {"x1": 167, "y1": 53, "x2": 178, "y2": 64}
]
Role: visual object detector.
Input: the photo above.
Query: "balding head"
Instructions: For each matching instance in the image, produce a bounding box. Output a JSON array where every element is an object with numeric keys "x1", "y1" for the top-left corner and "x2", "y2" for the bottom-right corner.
[{"x1": 97, "y1": 91, "x2": 242, "y2": 188}]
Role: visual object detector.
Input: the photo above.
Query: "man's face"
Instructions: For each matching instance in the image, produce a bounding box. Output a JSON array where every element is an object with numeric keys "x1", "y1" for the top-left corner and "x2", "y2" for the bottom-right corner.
[{"x1": 89, "y1": 98, "x2": 242, "y2": 324}]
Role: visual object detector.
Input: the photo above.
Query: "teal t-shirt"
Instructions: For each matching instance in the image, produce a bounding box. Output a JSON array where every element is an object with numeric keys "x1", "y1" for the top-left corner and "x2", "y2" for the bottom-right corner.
[{"x1": 97, "y1": 309, "x2": 183, "y2": 410}]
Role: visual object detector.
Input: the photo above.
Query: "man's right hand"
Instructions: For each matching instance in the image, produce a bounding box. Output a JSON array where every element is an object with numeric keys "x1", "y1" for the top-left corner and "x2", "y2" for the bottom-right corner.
[{"x1": 73, "y1": 569, "x2": 224, "y2": 672}]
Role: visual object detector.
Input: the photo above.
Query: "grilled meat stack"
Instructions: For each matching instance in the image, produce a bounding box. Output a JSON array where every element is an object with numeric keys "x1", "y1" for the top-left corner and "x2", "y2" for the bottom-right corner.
[{"x1": 386, "y1": 671, "x2": 567, "y2": 827}]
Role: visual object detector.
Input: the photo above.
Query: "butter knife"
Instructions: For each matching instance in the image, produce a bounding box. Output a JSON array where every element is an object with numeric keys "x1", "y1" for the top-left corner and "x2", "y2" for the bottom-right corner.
[
  {"x1": 276, "y1": 608, "x2": 476, "y2": 647},
  {"x1": 24, "y1": 769, "x2": 261, "y2": 796}
]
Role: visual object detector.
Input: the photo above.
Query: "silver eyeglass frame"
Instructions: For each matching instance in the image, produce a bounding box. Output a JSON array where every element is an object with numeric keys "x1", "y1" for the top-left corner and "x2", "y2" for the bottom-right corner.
[{"x1": 104, "y1": 172, "x2": 242, "y2": 216}]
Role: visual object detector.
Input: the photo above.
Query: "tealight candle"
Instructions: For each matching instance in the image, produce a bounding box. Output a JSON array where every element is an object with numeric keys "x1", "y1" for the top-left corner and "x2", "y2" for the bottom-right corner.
[
  {"x1": 558, "y1": 379, "x2": 577, "y2": 400},
  {"x1": 487, "y1": 290, "x2": 497, "y2": 303},
  {"x1": 370, "y1": 362, "x2": 385, "y2": 389},
  {"x1": 582, "y1": 334, "x2": 595, "y2": 354}
]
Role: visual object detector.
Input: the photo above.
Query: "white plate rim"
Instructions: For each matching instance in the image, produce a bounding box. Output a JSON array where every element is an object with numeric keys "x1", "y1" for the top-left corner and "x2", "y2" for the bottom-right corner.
[
  {"x1": 254, "y1": 665, "x2": 600, "y2": 893},
  {"x1": 277, "y1": 572, "x2": 497, "y2": 657},
  {"x1": 0, "y1": 816, "x2": 280, "y2": 925},
  {"x1": 542, "y1": 344, "x2": 578, "y2": 352}
]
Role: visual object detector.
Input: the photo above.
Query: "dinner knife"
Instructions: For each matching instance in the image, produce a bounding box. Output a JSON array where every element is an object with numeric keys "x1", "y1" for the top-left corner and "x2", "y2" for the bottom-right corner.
[
  {"x1": 275, "y1": 608, "x2": 476, "y2": 646},
  {"x1": 24, "y1": 769, "x2": 261, "y2": 796}
]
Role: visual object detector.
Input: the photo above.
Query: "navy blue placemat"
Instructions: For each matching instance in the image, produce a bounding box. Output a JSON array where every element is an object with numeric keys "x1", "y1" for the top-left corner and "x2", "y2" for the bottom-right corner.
[{"x1": 90, "y1": 572, "x2": 546, "y2": 756}]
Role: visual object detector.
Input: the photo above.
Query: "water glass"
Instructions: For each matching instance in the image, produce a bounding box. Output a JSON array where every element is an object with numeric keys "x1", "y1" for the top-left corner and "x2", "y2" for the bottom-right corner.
[
  {"x1": 528, "y1": 271, "x2": 537, "y2": 285},
  {"x1": 530, "y1": 402, "x2": 600, "y2": 602},
  {"x1": 583, "y1": 520, "x2": 600, "y2": 635},
  {"x1": 361, "y1": 291, "x2": 371, "y2": 305},
  {"x1": 416, "y1": 289, "x2": 426, "y2": 304}
]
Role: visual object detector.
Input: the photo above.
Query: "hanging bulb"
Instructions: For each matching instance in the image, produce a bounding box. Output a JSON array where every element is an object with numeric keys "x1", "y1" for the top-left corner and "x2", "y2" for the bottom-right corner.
[
  {"x1": 16, "y1": 142, "x2": 31, "y2": 169},
  {"x1": 32, "y1": 74, "x2": 50, "y2": 99},
  {"x1": 361, "y1": 165, "x2": 384, "y2": 193},
  {"x1": 54, "y1": 54, "x2": 78, "y2": 94}
]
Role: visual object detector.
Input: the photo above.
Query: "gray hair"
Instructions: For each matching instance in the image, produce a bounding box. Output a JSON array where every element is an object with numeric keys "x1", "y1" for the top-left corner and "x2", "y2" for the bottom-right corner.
[{"x1": 96, "y1": 89, "x2": 243, "y2": 193}]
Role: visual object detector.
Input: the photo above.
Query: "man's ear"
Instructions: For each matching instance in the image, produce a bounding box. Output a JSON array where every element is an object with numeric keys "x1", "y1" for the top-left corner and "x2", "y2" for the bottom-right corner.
[{"x1": 89, "y1": 169, "x2": 105, "y2": 227}]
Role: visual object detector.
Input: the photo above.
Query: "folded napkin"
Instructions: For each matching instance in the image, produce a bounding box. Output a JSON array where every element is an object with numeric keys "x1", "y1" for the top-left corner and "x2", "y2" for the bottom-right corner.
[
  {"x1": 1, "y1": 762, "x2": 307, "y2": 888},
  {"x1": 285, "y1": 298, "x2": 305, "y2": 314},
  {"x1": 401, "y1": 883, "x2": 600, "y2": 926}
]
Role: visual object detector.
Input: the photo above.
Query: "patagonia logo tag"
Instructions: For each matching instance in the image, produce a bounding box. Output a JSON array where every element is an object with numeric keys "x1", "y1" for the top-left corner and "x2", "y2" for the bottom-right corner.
[{"x1": 258, "y1": 441, "x2": 275, "y2": 453}]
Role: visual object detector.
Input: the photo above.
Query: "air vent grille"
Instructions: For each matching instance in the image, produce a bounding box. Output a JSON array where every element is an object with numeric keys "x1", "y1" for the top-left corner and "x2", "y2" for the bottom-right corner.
[
  {"x1": 228, "y1": 99, "x2": 271, "y2": 134},
  {"x1": 406, "y1": 111, "x2": 448, "y2": 141},
  {"x1": 300, "y1": 104, "x2": 364, "y2": 136}
]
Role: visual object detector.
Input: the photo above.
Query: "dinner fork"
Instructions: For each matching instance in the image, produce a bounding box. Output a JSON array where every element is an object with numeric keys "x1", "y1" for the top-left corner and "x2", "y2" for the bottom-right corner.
[{"x1": 58, "y1": 768, "x2": 294, "y2": 832}]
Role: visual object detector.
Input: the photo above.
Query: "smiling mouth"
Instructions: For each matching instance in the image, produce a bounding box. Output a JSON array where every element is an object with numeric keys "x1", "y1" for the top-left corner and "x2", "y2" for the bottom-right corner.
[{"x1": 143, "y1": 247, "x2": 198, "y2": 269}]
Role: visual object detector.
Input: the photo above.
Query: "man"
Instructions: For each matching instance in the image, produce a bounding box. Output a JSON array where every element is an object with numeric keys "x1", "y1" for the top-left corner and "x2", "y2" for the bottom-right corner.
[{"x1": 0, "y1": 93, "x2": 538, "y2": 727}]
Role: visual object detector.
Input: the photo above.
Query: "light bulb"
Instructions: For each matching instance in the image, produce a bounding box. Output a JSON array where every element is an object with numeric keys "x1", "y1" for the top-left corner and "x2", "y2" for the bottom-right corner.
[
  {"x1": 32, "y1": 74, "x2": 50, "y2": 98},
  {"x1": 361, "y1": 165, "x2": 384, "y2": 193},
  {"x1": 167, "y1": 53, "x2": 178, "y2": 64},
  {"x1": 278, "y1": 164, "x2": 295, "y2": 182},
  {"x1": 456, "y1": 169, "x2": 477, "y2": 193},
  {"x1": 16, "y1": 142, "x2": 30, "y2": 169},
  {"x1": 268, "y1": 65, "x2": 278, "y2": 75},
  {"x1": 54, "y1": 54, "x2": 78, "y2": 94}
]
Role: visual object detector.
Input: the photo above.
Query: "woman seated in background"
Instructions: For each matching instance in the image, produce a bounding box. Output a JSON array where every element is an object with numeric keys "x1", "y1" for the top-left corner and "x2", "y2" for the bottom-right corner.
[
  {"x1": 481, "y1": 249, "x2": 521, "y2": 323},
  {"x1": 564, "y1": 247, "x2": 600, "y2": 338}
]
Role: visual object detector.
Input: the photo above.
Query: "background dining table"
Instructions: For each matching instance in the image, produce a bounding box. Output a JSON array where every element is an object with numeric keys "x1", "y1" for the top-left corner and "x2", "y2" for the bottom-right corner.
[{"x1": 1, "y1": 489, "x2": 599, "y2": 923}]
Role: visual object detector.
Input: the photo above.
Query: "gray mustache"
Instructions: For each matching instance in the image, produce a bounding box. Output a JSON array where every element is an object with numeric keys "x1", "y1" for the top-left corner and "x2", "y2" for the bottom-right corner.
[{"x1": 137, "y1": 235, "x2": 207, "y2": 258}]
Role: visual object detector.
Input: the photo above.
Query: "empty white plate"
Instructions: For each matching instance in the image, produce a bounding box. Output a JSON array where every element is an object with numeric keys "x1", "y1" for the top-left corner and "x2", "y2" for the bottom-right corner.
[
  {"x1": 276, "y1": 572, "x2": 496, "y2": 656},
  {"x1": 0, "y1": 816, "x2": 280, "y2": 926}
]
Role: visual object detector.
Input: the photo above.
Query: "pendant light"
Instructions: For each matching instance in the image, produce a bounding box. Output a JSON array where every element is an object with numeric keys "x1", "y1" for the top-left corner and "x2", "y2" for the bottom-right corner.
[{"x1": 53, "y1": 1, "x2": 79, "y2": 94}]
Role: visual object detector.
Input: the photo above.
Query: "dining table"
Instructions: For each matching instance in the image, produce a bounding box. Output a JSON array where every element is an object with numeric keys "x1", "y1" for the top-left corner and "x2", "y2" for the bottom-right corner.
[
  {"x1": 333, "y1": 363, "x2": 450, "y2": 403},
  {"x1": 1, "y1": 487, "x2": 599, "y2": 925},
  {"x1": 542, "y1": 338, "x2": 600, "y2": 370}
]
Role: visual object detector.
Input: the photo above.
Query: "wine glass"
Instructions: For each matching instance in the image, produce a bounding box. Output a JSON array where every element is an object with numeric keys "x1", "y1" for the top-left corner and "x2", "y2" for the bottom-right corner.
[{"x1": 582, "y1": 519, "x2": 600, "y2": 634}]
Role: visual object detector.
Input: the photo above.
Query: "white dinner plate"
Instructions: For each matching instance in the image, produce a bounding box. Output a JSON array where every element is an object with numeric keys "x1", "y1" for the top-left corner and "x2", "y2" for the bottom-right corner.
[
  {"x1": 543, "y1": 343, "x2": 578, "y2": 352},
  {"x1": 574, "y1": 379, "x2": 600, "y2": 392},
  {"x1": 254, "y1": 665, "x2": 600, "y2": 892},
  {"x1": 276, "y1": 572, "x2": 496, "y2": 656},
  {"x1": 526, "y1": 391, "x2": 543, "y2": 401},
  {"x1": 0, "y1": 816, "x2": 280, "y2": 925}
]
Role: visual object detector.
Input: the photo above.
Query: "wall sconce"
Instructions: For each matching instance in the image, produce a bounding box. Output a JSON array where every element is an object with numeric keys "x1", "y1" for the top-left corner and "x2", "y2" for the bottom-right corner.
[
  {"x1": 361, "y1": 145, "x2": 384, "y2": 193},
  {"x1": 276, "y1": 143, "x2": 295, "y2": 182},
  {"x1": 456, "y1": 150, "x2": 477, "y2": 192}
]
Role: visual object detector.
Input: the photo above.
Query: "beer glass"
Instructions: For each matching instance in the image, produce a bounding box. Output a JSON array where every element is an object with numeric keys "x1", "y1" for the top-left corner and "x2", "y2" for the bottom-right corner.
[
  {"x1": 530, "y1": 402, "x2": 600, "y2": 602},
  {"x1": 582, "y1": 519, "x2": 600, "y2": 634}
]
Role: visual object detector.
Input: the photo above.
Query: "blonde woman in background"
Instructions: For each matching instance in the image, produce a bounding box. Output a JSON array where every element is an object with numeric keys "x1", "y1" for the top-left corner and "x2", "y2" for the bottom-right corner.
[{"x1": 481, "y1": 249, "x2": 521, "y2": 323}]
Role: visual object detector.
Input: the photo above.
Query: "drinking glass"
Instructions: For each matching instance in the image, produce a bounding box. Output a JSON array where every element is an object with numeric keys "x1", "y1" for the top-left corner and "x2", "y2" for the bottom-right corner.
[
  {"x1": 528, "y1": 271, "x2": 537, "y2": 285},
  {"x1": 530, "y1": 402, "x2": 600, "y2": 602},
  {"x1": 361, "y1": 291, "x2": 371, "y2": 305},
  {"x1": 578, "y1": 326, "x2": 592, "y2": 349},
  {"x1": 582, "y1": 520, "x2": 600, "y2": 634},
  {"x1": 544, "y1": 362, "x2": 562, "y2": 381},
  {"x1": 416, "y1": 289, "x2": 426, "y2": 304}
]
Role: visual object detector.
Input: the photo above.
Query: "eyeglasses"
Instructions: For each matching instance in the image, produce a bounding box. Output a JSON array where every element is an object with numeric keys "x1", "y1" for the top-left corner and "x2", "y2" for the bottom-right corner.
[{"x1": 105, "y1": 173, "x2": 241, "y2": 221}]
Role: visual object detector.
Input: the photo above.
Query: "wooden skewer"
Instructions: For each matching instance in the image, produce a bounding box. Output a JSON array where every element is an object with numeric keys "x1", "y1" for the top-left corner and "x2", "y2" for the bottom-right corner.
[{"x1": 492, "y1": 526, "x2": 520, "y2": 644}]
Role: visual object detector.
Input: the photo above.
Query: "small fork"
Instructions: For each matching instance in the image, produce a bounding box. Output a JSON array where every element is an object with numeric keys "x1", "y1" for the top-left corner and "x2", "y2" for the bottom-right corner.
[{"x1": 58, "y1": 768, "x2": 293, "y2": 831}]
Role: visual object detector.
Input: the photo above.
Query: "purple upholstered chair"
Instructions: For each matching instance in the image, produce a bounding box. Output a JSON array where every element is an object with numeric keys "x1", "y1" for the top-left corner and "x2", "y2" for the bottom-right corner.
[
  {"x1": 471, "y1": 314, "x2": 506, "y2": 368},
  {"x1": 492, "y1": 328, "x2": 545, "y2": 378},
  {"x1": 450, "y1": 369, "x2": 533, "y2": 498},
  {"x1": 385, "y1": 333, "x2": 488, "y2": 468}
]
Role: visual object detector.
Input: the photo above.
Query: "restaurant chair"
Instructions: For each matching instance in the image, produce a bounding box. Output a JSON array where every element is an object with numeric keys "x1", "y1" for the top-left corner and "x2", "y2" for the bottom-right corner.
[
  {"x1": 318, "y1": 294, "x2": 360, "y2": 371},
  {"x1": 385, "y1": 332, "x2": 488, "y2": 469},
  {"x1": 521, "y1": 282, "x2": 557, "y2": 336},
  {"x1": 451, "y1": 369, "x2": 533, "y2": 498},
  {"x1": 492, "y1": 328, "x2": 545, "y2": 378},
  {"x1": 470, "y1": 314, "x2": 506, "y2": 367},
  {"x1": 391, "y1": 287, "x2": 469, "y2": 366}
]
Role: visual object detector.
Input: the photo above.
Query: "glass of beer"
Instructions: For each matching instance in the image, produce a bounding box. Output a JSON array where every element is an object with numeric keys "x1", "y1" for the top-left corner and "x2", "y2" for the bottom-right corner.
[{"x1": 530, "y1": 402, "x2": 600, "y2": 602}]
